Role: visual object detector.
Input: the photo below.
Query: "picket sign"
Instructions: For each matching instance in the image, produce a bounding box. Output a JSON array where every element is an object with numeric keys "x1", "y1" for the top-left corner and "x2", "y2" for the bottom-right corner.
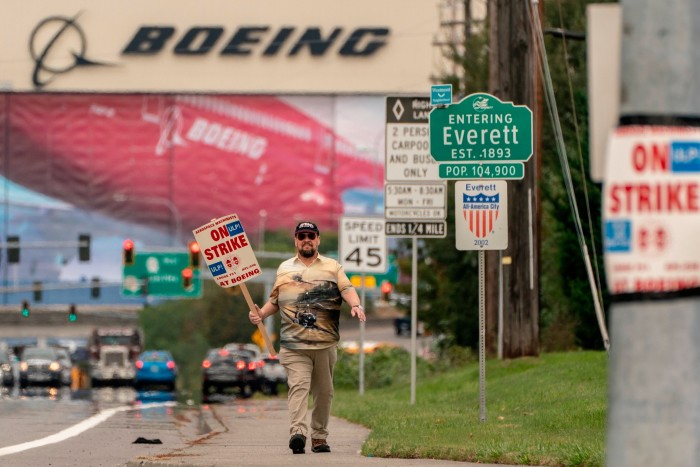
[{"x1": 192, "y1": 213, "x2": 275, "y2": 357}]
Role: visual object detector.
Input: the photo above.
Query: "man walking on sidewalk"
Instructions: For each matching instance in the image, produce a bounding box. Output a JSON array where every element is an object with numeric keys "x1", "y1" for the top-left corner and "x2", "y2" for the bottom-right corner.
[{"x1": 249, "y1": 221, "x2": 366, "y2": 454}]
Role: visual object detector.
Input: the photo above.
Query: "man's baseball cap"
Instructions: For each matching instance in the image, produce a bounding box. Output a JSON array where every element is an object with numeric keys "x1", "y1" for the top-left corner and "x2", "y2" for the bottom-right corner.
[{"x1": 294, "y1": 221, "x2": 319, "y2": 235}]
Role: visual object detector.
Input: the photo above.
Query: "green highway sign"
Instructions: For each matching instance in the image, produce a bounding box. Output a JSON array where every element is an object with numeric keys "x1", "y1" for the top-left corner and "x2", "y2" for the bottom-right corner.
[
  {"x1": 439, "y1": 162, "x2": 525, "y2": 180},
  {"x1": 122, "y1": 251, "x2": 202, "y2": 298},
  {"x1": 429, "y1": 92, "x2": 533, "y2": 162}
]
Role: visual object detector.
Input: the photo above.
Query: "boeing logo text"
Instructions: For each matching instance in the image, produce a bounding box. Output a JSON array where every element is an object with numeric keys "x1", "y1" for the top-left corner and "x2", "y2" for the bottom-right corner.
[{"x1": 122, "y1": 26, "x2": 391, "y2": 57}]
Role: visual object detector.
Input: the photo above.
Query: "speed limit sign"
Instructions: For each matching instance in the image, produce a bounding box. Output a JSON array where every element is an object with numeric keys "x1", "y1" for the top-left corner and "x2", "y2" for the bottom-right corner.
[{"x1": 339, "y1": 216, "x2": 387, "y2": 274}]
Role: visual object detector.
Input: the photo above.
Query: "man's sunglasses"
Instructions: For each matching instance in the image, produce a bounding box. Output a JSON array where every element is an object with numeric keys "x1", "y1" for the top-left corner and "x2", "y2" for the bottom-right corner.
[{"x1": 296, "y1": 232, "x2": 317, "y2": 240}]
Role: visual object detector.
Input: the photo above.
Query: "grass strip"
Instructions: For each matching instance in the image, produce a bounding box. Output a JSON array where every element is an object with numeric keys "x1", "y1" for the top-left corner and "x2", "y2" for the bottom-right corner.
[{"x1": 333, "y1": 351, "x2": 606, "y2": 466}]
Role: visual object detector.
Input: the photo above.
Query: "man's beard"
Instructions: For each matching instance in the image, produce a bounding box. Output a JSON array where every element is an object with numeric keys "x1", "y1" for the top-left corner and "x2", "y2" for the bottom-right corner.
[{"x1": 299, "y1": 245, "x2": 316, "y2": 258}]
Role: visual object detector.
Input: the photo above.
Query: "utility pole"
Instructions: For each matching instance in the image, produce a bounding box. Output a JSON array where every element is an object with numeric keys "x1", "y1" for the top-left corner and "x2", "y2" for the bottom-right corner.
[
  {"x1": 605, "y1": 0, "x2": 700, "y2": 465},
  {"x1": 486, "y1": 0, "x2": 541, "y2": 357}
]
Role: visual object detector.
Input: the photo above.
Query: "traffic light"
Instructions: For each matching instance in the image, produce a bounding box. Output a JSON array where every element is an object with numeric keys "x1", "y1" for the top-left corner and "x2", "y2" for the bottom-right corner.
[
  {"x1": 123, "y1": 239, "x2": 135, "y2": 265},
  {"x1": 91, "y1": 277, "x2": 100, "y2": 299},
  {"x1": 21, "y1": 300, "x2": 30, "y2": 318},
  {"x1": 381, "y1": 281, "x2": 393, "y2": 301},
  {"x1": 182, "y1": 268, "x2": 193, "y2": 290},
  {"x1": 68, "y1": 304, "x2": 77, "y2": 322},
  {"x1": 7, "y1": 235, "x2": 19, "y2": 264},
  {"x1": 33, "y1": 281, "x2": 42, "y2": 302},
  {"x1": 78, "y1": 233, "x2": 91, "y2": 262},
  {"x1": 141, "y1": 276, "x2": 149, "y2": 296},
  {"x1": 188, "y1": 241, "x2": 201, "y2": 268}
]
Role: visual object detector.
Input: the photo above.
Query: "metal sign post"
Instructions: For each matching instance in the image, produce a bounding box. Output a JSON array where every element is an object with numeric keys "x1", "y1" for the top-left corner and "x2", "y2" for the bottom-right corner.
[
  {"x1": 410, "y1": 239, "x2": 418, "y2": 405},
  {"x1": 385, "y1": 95, "x2": 447, "y2": 405},
  {"x1": 359, "y1": 272, "x2": 366, "y2": 395},
  {"x1": 339, "y1": 216, "x2": 387, "y2": 396},
  {"x1": 454, "y1": 180, "x2": 510, "y2": 422},
  {"x1": 478, "y1": 250, "x2": 486, "y2": 422}
]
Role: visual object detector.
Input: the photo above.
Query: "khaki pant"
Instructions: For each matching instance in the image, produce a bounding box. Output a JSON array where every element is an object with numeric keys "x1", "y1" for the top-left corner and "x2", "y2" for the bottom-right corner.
[{"x1": 279, "y1": 345, "x2": 337, "y2": 440}]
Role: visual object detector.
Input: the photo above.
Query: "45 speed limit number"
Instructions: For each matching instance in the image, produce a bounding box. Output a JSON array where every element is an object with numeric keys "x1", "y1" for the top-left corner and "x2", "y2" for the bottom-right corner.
[{"x1": 339, "y1": 217, "x2": 387, "y2": 274}]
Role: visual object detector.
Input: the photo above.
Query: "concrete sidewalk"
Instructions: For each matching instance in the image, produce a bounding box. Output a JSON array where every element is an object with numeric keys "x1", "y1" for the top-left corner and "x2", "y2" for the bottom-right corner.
[{"x1": 126, "y1": 399, "x2": 513, "y2": 467}]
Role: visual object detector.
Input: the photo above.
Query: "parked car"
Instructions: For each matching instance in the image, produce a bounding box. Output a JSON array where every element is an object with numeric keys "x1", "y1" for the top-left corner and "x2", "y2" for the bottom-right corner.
[
  {"x1": 54, "y1": 348, "x2": 73, "y2": 386},
  {"x1": 134, "y1": 350, "x2": 178, "y2": 391},
  {"x1": 201, "y1": 348, "x2": 258, "y2": 401},
  {"x1": 258, "y1": 354, "x2": 287, "y2": 396},
  {"x1": 223, "y1": 342, "x2": 262, "y2": 360},
  {"x1": 19, "y1": 347, "x2": 63, "y2": 388},
  {"x1": 223, "y1": 343, "x2": 265, "y2": 388},
  {"x1": 394, "y1": 317, "x2": 424, "y2": 337},
  {"x1": 0, "y1": 350, "x2": 14, "y2": 387}
]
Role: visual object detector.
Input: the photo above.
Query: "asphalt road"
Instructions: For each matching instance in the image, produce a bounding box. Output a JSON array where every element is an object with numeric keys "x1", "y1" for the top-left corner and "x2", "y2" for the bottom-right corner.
[{"x1": 0, "y1": 387, "x2": 203, "y2": 467}]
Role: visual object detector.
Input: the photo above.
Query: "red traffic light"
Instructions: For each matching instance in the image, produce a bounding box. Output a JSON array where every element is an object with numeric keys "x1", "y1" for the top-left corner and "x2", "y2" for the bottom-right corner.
[
  {"x1": 182, "y1": 267, "x2": 193, "y2": 289},
  {"x1": 188, "y1": 241, "x2": 201, "y2": 268},
  {"x1": 123, "y1": 239, "x2": 135, "y2": 265},
  {"x1": 381, "y1": 281, "x2": 393, "y2": 294}
]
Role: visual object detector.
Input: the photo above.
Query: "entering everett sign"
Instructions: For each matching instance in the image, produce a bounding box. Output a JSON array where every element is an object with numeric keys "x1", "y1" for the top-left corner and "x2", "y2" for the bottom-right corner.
[{"x1": 429, "y1": 93, "x2": 533, "y2": 163}]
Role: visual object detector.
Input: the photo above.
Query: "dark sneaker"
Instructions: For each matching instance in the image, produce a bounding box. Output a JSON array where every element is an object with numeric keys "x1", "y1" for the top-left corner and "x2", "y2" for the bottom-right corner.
[
  {"x1": 289, "y1": 433, "x2": 306, "y2": 454},
  {"x1": 311, "y1": 438, "x2": 331, "y2": 453}
]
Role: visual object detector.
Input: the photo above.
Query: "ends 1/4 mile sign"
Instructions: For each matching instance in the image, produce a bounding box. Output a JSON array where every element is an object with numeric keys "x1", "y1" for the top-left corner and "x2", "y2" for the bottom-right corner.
[{"x1": 340, "y1": 216, "x2": 387, "y2": 274}]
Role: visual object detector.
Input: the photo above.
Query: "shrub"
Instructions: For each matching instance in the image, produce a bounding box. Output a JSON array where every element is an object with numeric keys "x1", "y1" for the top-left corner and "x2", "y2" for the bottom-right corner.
[{"x1": 334, "y1": 346, "x2": 436, "y2": 390}]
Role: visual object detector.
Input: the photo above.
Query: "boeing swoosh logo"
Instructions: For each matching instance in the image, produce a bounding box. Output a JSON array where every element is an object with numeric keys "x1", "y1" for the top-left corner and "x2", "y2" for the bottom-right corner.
[{"x1": 29, "y1": 13, "x2": 114, "y2": 89}]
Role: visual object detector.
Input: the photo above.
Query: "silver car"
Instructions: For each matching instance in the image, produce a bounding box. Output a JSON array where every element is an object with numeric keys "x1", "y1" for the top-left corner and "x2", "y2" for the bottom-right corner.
[
  {"x1": 19, "y1": 347, "x2": 63, "y2": 388},
  {"x1": 259, "y1": 354, "x2": 287, "y2": 396}
]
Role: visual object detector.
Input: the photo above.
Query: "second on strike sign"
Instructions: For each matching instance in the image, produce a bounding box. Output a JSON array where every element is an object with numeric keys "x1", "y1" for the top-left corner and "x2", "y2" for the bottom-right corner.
[{"x1": 603, "y1": 126, "x2": 700, "y2": 294}]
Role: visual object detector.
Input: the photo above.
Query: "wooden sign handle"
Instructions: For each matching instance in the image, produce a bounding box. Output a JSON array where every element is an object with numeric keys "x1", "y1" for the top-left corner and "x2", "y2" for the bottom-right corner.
[{"x1": 239, "y1": 282, "x2": 277, "y2": 357}]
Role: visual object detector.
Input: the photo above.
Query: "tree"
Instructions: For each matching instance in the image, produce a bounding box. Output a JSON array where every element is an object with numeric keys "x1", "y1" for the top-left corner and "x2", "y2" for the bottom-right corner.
[
  {"x1": 418, "y1": 0, "x2": 607, "y2": 352},
  {"x1": 538, "y1": 0, "x2": 607, "y2": 350}
]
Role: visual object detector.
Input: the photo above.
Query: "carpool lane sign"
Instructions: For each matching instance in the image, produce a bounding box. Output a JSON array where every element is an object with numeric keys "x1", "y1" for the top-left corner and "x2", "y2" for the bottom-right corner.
[
  {"x1": 429, "y1": 92, "x2": 533, "y2": 163},
  {"x1": 385, "y1": 96, "x2": 441, "y2": 181}
]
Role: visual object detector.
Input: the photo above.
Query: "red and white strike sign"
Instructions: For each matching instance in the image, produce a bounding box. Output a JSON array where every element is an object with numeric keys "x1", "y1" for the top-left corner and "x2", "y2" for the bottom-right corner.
[
  {"x1": 192, "y1": 213, "x2": 274, "y2": 355},
  {"x1": 192, "y1": 213, "x2": 261, "y2": 288},
  {"x1": 603, "y1": 126, "x2": 700, "y2": 294}
]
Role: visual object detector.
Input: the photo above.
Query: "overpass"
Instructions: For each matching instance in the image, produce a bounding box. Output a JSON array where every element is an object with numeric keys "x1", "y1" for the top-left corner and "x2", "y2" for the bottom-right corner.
[{"x1": 0, "y1": 304, "x2": 141, "y2": 340}]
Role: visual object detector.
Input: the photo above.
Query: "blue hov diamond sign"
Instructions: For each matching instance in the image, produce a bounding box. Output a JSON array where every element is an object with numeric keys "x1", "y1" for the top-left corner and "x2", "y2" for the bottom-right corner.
[
  {"x1": 429, "y1": 92, "x2": 533, "y2": 162},
  {"x1": 431, "y1": 84, "x2": 452, "y2": 106}
]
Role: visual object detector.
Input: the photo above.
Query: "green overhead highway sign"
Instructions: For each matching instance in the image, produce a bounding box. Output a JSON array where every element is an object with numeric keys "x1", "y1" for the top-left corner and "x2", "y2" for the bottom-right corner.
[
  {"x1": 122, "y1": 251, "x2": 202, "y2": 298},
  {"x1": 429, "y1": 92, "x2": 533, "y2": 163},
  {"x1": 439, "y1": 162, "x2": 525, "y2": 180}
]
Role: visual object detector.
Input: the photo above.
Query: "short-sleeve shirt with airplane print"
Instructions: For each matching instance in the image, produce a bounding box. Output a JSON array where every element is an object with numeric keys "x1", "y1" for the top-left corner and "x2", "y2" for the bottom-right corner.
[{"x1": 270, "y1": 254, "x2": 354, "y2": 350}]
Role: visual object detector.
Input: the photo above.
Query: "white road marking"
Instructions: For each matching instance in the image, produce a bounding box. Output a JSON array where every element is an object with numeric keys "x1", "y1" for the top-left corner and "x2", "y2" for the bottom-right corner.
[{"x1": 0, "y1": 401, "x2": 176, "y2": 457}]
